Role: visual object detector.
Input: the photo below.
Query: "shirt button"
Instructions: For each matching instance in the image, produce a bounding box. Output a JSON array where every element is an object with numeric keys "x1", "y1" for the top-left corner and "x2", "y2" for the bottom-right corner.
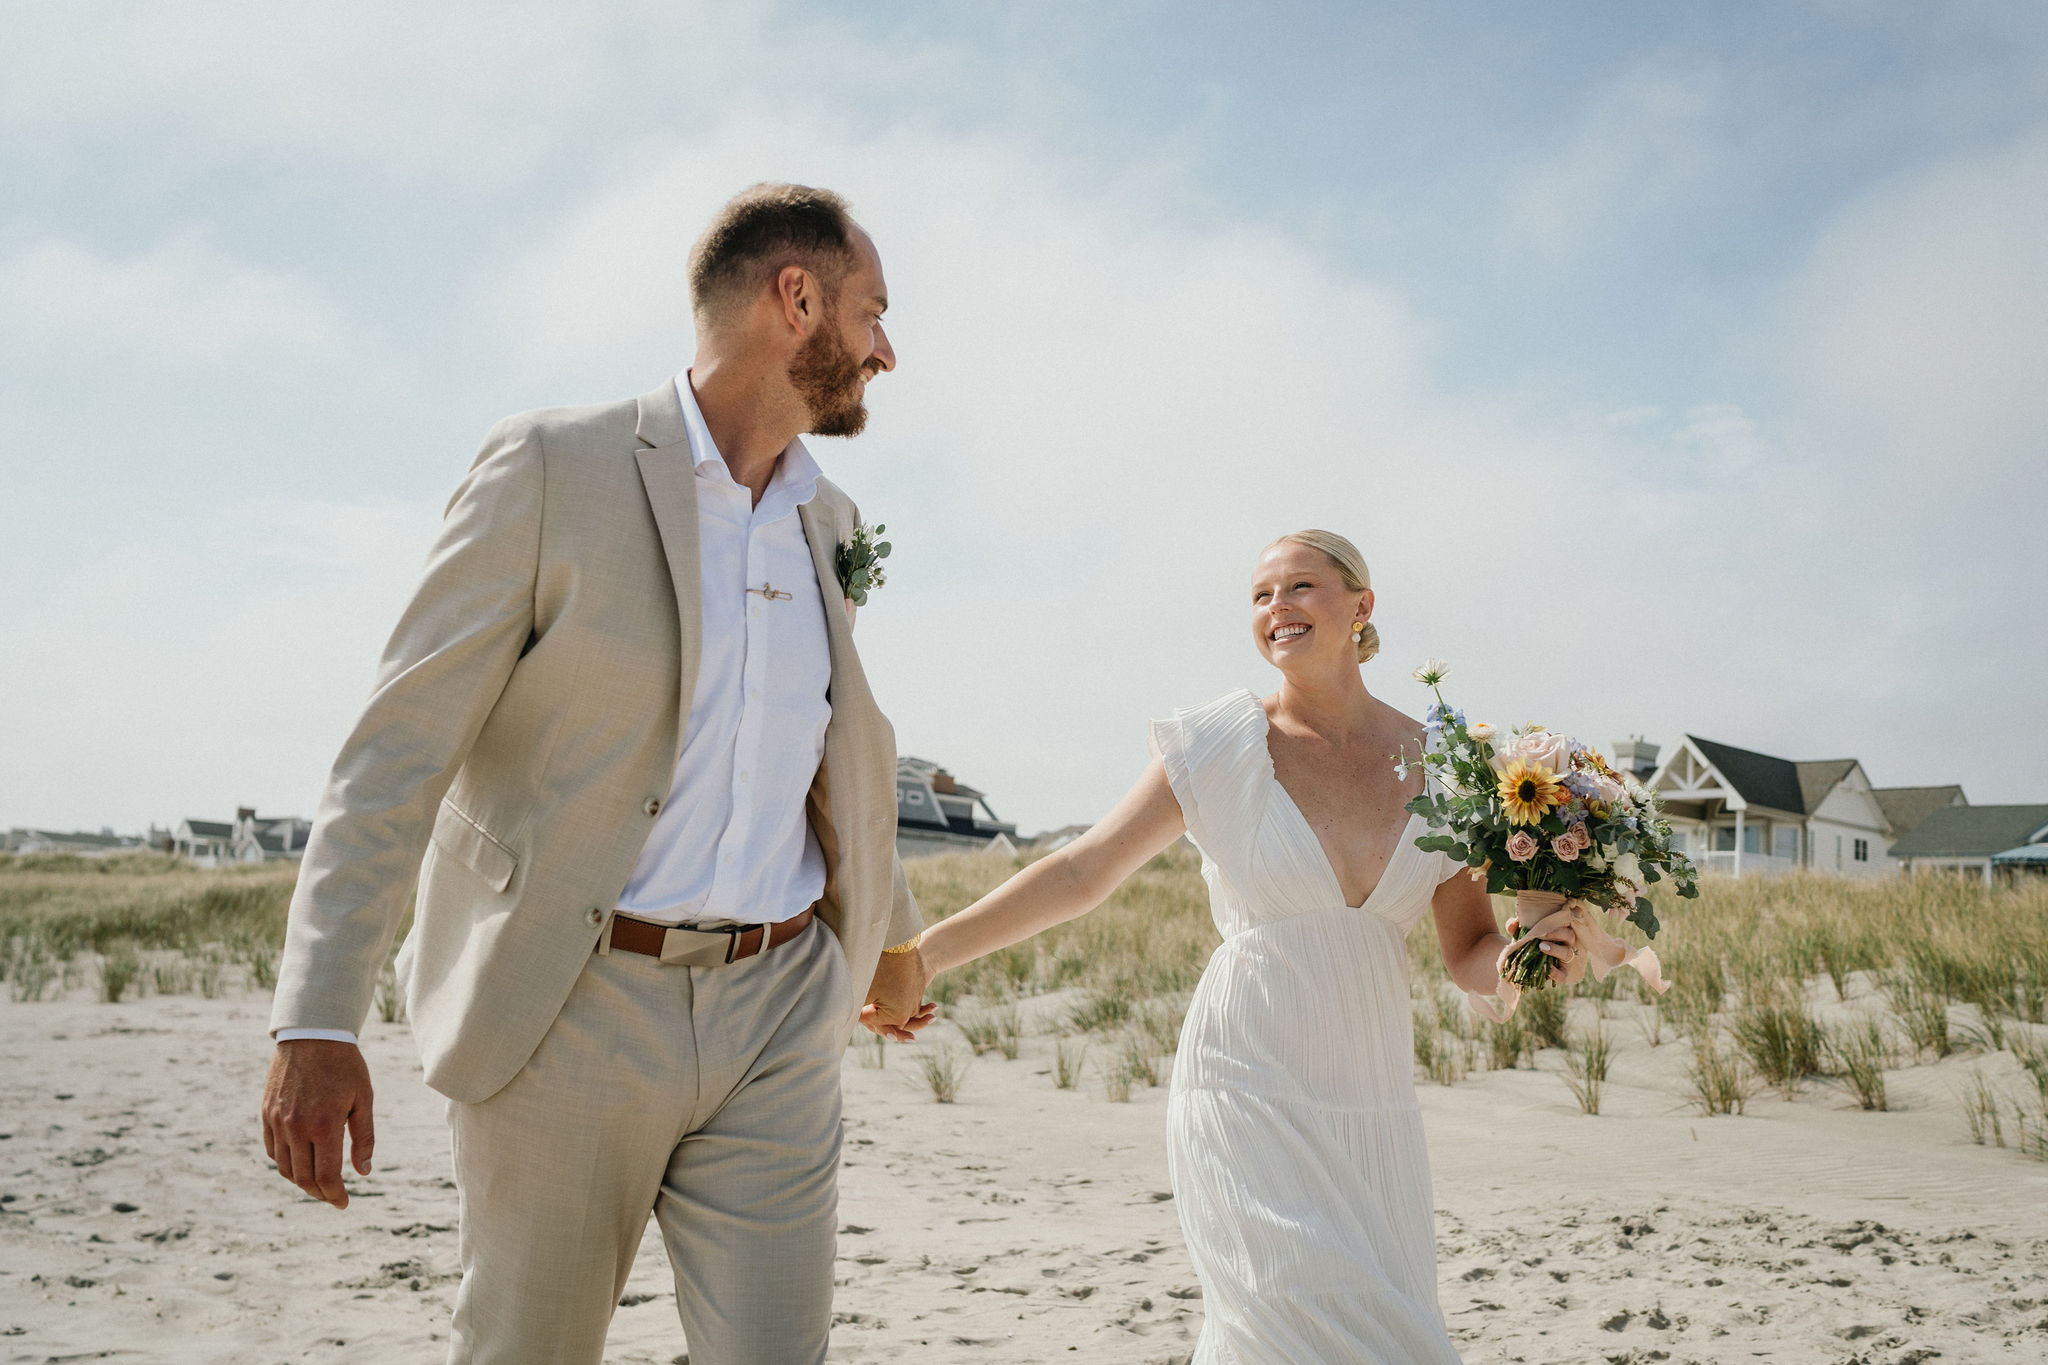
[
  {"x1": 643, "y1": 797, "x2": 662, "y2": 817},
  {"x1": 586, "y1": 907, "x2": 605, "y2": 927},
  {"x1": 738, "y1": 771, "x2": 750, "y2": 784}
]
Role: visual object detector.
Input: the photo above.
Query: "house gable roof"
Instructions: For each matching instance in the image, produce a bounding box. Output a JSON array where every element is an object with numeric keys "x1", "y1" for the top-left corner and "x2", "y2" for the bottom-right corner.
[
  {"x1": 1793, "y1": 759, "x2": 1860, "y2": 816},
  {"x1": 1888, "y1": 804, "x2": 2048, "y2": 859},
  {"x1": 1686, "y1": 737, "x2": 1809, "y2": 816},
  {"x1": 181, "y1": 820, "x2": 233, "y2": 838},
  {"x1": 1872, "y1": 785, "x2": 1967, "y2": 839}
]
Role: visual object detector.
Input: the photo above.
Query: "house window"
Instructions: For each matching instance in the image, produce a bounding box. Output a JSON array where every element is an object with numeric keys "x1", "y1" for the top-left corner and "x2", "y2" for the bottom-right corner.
[
  {"x1": 1773, "y1": 827, "x2": 1799, "y2": 861},
  {"x1": 1853, "y1": 838, "x2": 1869, "y2": 862},
  {"x1": 1742, "y1": 825, "x2": 1763, "y2": 855},
  {"x1": 1714, "y1": 827, "x2": 1736, "y2": 852}
]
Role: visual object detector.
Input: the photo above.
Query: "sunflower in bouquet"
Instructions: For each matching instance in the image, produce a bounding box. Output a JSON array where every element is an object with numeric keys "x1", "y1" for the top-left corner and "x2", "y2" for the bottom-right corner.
[{"x1": 1398, "y1": 660, "x2": 1697, "y2": 1010}]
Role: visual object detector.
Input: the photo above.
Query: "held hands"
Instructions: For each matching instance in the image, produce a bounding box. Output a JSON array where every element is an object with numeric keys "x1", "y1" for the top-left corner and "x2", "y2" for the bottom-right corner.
[
  {"x1": 860, "y1": 946, "x2": 937, "y2": 1042},
  {"x1": 261, "y1": 1039, "x2": 375, "y2": 1209}
]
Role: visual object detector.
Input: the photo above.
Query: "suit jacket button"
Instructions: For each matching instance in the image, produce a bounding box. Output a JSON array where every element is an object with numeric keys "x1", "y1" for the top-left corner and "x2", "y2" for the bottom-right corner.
[
  {"x1": 642, "y1": 797, "x2": 662, "y2": 817},
  {"x1": 587, "y1": 907, "x2": 605, "y2": 926}
]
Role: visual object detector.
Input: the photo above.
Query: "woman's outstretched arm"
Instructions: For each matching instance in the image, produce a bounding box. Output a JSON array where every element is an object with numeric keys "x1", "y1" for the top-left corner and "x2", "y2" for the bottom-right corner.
[{"x1": 918, "y1": 758, "x2": 1188, "y2": 980}]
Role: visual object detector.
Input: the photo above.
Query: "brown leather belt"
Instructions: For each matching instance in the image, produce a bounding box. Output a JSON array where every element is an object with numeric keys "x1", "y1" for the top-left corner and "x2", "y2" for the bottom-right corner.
[{"x1": 605, "y1": 905, "x2": 816, "y2": 967}]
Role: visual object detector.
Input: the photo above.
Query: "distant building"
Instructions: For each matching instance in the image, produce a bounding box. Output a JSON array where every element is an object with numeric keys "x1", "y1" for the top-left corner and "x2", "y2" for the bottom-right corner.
[
  {"x1": 1872, "y1": 786, "x2": 1969, "y2": 841},
  {"x1": 2, "y1": 828, "x2": 144, "y2": 858},
  {"x1": 896, "y1": 758, "x2": 1019, "y2": 860},
  {"x1": 173, "y1": 807, "x2": 311, "y2": 867},
  {"x1": 1887, "y1": 805, "x2": 2048, "y2": 884},
  {"x1": 1028, "y1": 823, "x2": 1094, "y2": 854},
  {"x1": 1645, "y1": 735, "x2": 1964, "y2": 879}
]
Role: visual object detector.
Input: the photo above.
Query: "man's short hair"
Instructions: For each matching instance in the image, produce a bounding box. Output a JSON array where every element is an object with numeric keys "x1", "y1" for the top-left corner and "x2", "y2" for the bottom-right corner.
[{"x1": 688, "y1": 184, "x2": 857, "y2": 326}]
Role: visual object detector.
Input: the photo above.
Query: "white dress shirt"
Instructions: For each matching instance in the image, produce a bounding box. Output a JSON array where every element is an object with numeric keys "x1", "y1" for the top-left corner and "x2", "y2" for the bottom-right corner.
[
  {"x1": 614, "y1": 374, "x2": 833, "y2": 926},
  {"x1": 277, "y1": 374, "x2": 834, "y2": 1045}
]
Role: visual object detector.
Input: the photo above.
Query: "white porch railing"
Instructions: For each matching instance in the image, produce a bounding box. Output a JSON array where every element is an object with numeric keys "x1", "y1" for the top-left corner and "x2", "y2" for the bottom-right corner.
[{"x1": 1689, "y1": 851, "x2": 1803, "y2": 879}]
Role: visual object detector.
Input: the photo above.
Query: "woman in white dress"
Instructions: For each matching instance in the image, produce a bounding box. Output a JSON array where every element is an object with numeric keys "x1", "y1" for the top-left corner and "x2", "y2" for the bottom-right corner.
[{"x1": 915, "y1": 530, "x2": 1583, "y2": 1364}]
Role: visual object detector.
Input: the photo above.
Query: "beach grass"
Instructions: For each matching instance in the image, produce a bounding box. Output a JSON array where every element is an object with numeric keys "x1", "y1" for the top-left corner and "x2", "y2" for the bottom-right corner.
[
  {"x1": 9, "y1": 846, "x2": 2048, "y2": 1153},
  {"x1": 906, "y1": 849, "x2": 2048, "y2": 1146}
]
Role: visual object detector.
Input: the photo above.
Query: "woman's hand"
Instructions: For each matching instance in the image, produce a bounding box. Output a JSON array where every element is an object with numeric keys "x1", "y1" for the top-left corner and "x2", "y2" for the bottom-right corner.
[
  {"x1": 1506, "y1": 913, "x2": 1586, "y2": 986},
  {"x1": 860, "y1": 947, "x2": 937, "y2": 1041}
]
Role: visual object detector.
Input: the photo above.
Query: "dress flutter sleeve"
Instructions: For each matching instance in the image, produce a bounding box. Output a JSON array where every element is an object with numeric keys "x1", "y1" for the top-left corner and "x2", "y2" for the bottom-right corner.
[{"x1": 1147, "y1": 689, "x2": 1270, "y2": 871}]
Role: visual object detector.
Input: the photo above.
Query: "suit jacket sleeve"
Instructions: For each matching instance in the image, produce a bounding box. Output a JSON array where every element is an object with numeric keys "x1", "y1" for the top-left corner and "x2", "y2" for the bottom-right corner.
[
  {"x1": 269, "y1": 417, "x2": 544, "y2": 1035},
  {"x1": 887, "y1": 853, "x2": 924, "y2": 947}
]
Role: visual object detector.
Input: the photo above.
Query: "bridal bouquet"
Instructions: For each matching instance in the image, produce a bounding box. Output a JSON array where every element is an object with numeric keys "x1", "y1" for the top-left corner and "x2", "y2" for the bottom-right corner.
[{"x1": 1399, "y1": 660, "x2": 1696, "y2": 1017}]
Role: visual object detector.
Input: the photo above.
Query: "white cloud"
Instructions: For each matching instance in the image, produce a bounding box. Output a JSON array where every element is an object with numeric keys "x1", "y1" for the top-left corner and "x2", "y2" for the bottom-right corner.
[
  {"x1": 0, "y1": 3, "x2": 981, "y2": 195},
  {"x1": 482, "y1": 114, "x2": 1763, "y2": 830},
  {"x1": 1502, "y1": 60, "x2": 1723, "y2": 263},
  {"x1": 0, "y1": 495, "x2": 440, "y2": 831},
  {"x1": 0, "y1": 233, "x2": 342, "y2": 364},
  {"x1": 1781, "y1": 125, "x2": 2048, "y2": 480},
  {"x1": 4, "y1": 6, "x2": 2043, "y2": 836}
]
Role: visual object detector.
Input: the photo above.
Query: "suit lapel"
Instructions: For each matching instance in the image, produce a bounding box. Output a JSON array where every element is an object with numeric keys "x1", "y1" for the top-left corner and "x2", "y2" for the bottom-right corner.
[
  {"x1": 633, "y1": 381, "x2": 703, "y2": 759},
  {"x1": 799, "y1": 498, "x2": 870, "y2": 713}
]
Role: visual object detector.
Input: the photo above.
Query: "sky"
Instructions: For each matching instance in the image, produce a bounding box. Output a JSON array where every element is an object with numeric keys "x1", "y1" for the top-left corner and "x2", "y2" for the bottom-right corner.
[{"x1": 3, "y1": 1, "x2": 2045, "y2": 837}]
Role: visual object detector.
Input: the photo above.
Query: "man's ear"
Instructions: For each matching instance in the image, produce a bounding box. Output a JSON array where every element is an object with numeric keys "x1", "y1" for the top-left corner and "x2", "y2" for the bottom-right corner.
[{"x1": 775, "y1": 264, "x2": 815, "y2": 332}]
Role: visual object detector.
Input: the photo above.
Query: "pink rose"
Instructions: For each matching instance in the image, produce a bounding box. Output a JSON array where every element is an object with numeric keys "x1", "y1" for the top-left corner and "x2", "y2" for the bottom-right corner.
[
  {"x1": 1488, "y1": 728, "x2": 1576, "y2": 779},
  {"x1": 1569, "y1": 821, "x2": 1593, "y2": 852},
  {"x1": 1506, "y1": 830, "x2": 1539, "y2": 862},
  {"x1": 1551, "y1": 832, "x2": 1580, "y2": 862}
]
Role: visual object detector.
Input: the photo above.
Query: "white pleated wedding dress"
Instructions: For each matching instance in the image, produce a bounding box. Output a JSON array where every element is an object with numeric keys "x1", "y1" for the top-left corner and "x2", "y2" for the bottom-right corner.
[{"x1": 1151, "y1": 689, "x2": 1464, "y2": 1364}]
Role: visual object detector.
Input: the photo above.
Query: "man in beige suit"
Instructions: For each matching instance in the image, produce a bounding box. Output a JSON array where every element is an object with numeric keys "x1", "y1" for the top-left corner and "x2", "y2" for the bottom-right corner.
[{"x1": 259, "y1": 184, "x2": 934, "y2": 1364}]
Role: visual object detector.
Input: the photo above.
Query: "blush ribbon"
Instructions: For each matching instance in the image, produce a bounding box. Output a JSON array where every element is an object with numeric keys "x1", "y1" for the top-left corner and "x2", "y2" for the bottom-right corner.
[{"x1": 1465, "y1": 890, "x2": 1669, "y2": 1023}]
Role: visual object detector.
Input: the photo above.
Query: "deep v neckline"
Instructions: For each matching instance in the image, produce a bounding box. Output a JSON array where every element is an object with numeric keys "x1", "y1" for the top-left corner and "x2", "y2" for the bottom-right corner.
[{"x1": 1250, "y1": 693, "x2": 1424, "y2": 912}]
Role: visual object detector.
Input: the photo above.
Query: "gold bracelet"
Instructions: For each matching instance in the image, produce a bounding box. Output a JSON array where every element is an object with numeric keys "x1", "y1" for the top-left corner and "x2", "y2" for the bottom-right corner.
[{"x1": 881, "y1": 932, "x2": 923, "y2": 955}]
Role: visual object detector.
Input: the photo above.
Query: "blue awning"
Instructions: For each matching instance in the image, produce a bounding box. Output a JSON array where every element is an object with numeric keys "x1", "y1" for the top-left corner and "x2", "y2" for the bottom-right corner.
[{"x1": 1990, "y1": 844, "x2": 2048, "y2": 865}]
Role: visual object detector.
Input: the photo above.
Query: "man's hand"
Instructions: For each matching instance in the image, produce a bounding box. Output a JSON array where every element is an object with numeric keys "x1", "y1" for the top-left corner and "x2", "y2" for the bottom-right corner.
[
  {"x1": 859, "y1": 947, "x2": 937, "y2": 1042},
  {"x1": 261, "y1": 1039, "x2": 375, "y2": 1209}
]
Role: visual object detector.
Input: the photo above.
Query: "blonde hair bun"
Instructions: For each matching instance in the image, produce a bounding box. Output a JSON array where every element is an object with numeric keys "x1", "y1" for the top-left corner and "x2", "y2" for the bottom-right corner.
[{"x1": 1265, "y1": 528, "x2": 1380, "y2": 665}]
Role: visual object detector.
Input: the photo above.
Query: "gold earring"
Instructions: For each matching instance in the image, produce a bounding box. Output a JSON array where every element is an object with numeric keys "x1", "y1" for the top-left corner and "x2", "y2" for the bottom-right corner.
[{"x1": 1351, "y1": 621, "x2": 1365, "y2": 640}]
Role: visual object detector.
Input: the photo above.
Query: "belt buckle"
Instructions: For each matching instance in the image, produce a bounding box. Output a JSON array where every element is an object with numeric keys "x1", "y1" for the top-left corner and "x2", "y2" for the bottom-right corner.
[{"x1": 721, "y1": 924, "x2": 744, "y2": 964}]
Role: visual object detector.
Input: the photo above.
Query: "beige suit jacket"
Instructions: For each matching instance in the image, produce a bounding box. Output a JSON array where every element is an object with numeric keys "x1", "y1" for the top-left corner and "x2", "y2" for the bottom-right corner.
[{"x1": 270, "y1": 381, "x2": 922, "y2": 1103}]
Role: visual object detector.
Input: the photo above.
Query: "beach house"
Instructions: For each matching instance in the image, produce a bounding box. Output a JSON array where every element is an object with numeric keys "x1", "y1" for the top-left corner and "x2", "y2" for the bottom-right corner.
[
  {"x1": 896, "y1": 757, "x2": 1019, "y2": 860},
  {"x1": 2, "y1": 828, "x2": 144, "y2": 858},
  {"x1": 173, "y1": 807, "x2": 311, "y2": 867},
  {"x1": 1643, "y1": 736, "x2": 1953, "y2": 878},
  {"x1": 1887, "y1": 804, "x2": 2048, "y2": 884}
]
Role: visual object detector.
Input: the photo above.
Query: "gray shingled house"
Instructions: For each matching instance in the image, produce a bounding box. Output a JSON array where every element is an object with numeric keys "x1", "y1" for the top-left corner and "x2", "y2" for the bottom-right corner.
[{"x1": 1887, "y1": 804, "x2": 2048, "y2": 884}]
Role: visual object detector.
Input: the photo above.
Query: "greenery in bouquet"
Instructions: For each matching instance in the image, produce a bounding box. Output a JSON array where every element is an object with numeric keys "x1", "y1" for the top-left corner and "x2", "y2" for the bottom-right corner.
[{"x1": 1397, "y1": 660, "x2": 1697, "y2": 993}]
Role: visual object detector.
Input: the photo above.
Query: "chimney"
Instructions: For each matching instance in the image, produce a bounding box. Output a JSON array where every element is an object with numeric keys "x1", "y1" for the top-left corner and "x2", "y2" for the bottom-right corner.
[
  {"x1": 1611, "y1": 737, "x2": 1660, "y2": 780},
  {"x1": 237, "y1": 806, "x2": 257, "y2": 823}
]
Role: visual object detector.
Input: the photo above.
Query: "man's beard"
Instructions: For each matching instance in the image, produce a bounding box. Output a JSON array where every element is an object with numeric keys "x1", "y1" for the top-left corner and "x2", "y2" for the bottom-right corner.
[{"x1": 787, "y1": 322, "x2": 872, "y2": 438}]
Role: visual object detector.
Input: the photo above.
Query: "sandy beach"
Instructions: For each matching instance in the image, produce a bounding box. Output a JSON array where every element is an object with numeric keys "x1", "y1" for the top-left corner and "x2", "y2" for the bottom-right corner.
[{"x1": 4, "y1": 982, "x2": 2045, "y2": 1365}]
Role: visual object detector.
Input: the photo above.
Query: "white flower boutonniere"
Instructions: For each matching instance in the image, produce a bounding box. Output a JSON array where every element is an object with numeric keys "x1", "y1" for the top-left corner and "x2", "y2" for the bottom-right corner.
[{"x1": 835, "y1": 521, "x2": 892, "y2": 606}]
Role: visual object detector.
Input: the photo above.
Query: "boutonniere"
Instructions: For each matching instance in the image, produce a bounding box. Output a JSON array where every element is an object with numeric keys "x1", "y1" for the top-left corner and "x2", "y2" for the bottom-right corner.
[{"x1": 835, "y1": 521, "x2": 892, "y2": 606}]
